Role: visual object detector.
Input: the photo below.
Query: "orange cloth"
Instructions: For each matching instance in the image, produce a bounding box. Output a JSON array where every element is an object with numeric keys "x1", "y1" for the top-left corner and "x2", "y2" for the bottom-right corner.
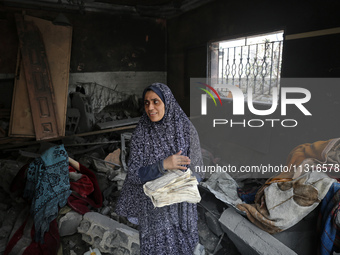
[
  {"x1": 286, "y1": 140, "x2": 330, "y2": 168},
  {"x1": 267, "y1": 139, "x2": 331, "y2": 185}
]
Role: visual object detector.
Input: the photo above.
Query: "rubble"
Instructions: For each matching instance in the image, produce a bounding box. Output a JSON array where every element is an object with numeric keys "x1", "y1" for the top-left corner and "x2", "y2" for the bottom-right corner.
[
  {"x1": 0, "y1": 126, "x2": 241, "y2": 255},
  {"x1": 0, "y1": 160, "x2": 24, "y2": 196},
  {"x1": 77, "y1": 212, "x2": 140, "y2": 254},
  {"x1": 59, "y1": 211, "x2": 83, "y2": 237},
  {"x1": 204, "y1": 211, "x2": 224, "y2": 237},
  {"x1": 219, "y1": 207, "x2": 297, "y2": 255},
  {"x1": 197, "y1": 219, "x2": 223, "y2": 253},
  {"x1": 112, "y1": 170, "x2": 127, "y2": 191},
  {"x1": 104, "y1": 148, "x2": 122, "y2": 168}
]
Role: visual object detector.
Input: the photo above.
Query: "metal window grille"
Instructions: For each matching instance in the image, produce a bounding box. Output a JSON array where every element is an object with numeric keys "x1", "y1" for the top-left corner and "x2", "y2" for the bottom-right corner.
[{"x1": 210, "y1": 34, "x2": 283, "y2": 104}]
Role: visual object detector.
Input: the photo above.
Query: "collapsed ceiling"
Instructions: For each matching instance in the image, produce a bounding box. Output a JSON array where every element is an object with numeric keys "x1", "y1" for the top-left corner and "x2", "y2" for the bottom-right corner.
[{"x1": 0, "y1": 0, "x2": 215, "y2": 18}]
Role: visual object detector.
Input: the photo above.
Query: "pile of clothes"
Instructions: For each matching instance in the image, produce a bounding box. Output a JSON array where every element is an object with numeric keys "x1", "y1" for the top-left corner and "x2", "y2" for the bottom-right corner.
[{"x1": 4, "y1": 145, "x2": 102, "y2": 255}]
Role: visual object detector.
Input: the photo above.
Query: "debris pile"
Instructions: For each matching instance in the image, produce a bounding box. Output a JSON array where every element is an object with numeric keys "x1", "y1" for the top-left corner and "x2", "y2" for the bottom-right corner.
[{"x1": 0, "y1": 131, "x2": 240, "y2": 255}]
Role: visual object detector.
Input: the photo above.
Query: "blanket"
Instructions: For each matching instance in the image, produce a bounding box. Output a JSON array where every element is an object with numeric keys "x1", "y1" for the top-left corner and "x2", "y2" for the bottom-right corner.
[
  {"x1": 67, "y1": 161, "x2": 103, "y2": 214},
  {"x1": 237, "y1": 138, "x2": 340, "y2": 234},
  {"x1": 4, "y1": 216, "x2": 60, "y2": 255}
]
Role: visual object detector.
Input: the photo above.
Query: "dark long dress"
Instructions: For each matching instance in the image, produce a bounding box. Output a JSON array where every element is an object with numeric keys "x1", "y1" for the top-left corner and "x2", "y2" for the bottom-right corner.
[{"x1": 115, "y1": 83, "x2": 204, "y2": 255}]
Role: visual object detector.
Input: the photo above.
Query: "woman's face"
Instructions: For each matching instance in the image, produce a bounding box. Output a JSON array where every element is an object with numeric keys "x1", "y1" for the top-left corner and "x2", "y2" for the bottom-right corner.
[{"x1": 144, "y1": 90, "x2": 165, "y2": 122}]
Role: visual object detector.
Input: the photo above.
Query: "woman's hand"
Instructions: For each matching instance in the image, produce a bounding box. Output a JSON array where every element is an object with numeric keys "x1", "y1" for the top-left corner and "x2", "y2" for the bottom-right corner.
[{"x1": 163, "y1": 150, "x2": 191, "y2": 170}]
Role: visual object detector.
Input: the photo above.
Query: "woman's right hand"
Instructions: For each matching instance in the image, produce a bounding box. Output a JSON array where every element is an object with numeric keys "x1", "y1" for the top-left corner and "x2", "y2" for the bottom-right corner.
[{"x1": 163, "y1": 150, "x2": 191, "y2": 171}]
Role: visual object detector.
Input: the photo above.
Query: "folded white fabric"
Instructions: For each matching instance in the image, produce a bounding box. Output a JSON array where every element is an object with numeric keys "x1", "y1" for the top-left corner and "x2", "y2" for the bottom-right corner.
[{"x1": 143, "y1": 169, "x2": 201, "y2": 207}]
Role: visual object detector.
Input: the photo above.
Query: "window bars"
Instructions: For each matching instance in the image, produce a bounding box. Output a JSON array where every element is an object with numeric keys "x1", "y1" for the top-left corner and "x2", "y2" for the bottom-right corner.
[{"x1": 210, "y1": 34, "x2": 283, "y2": 104}]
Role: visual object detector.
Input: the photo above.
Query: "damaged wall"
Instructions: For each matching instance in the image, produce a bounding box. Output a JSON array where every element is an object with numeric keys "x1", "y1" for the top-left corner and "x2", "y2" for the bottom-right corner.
[
  {"x1": 0, "y1": 8, "x2": 167, "y2": 74},
  {"x1": 167, "y1": 0, "x2": 340, "y2": 170},
  {"x1": 0, "y1": 7, "x2": 167, "y2": 120},
  {"x1": 69, "y1": 12, "x2": 166, "y2": 73},
  {"x1": 0, "y1": 7, "x2": 167, "y2": 139}
]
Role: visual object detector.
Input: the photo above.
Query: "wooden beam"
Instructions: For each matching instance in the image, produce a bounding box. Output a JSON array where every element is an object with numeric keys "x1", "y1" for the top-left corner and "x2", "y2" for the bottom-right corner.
[{"x1": 285, "y1": 27, "x2": 340, "y2": 41}]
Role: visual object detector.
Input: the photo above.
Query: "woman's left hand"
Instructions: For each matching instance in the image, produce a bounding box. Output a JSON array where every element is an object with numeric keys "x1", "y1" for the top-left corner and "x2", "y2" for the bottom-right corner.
[{"x1": 163, "y1": 150, "x2": 191, "y2": 170}]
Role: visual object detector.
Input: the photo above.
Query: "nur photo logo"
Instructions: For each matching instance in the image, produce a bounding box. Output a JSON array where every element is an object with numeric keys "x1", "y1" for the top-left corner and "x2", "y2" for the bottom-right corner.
[{"x1": 196, "y1": 81, "x2": 312, "y2": 128}]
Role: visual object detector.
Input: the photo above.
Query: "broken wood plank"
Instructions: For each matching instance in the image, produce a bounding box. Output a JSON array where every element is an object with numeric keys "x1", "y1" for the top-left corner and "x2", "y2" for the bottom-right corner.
[
  {"x1": 8, "y1": 47, "x2": 35, "y2": 138},
  {"x1": 9, "y1": 15, "x2": 72, "y2": 139},
  {"x1": 94, "y1": 117, "x2": 140, "y2": 130},
  {"x1": 15, "y1": 13, "x2": 60, "y2": 140},
  {"x1": 27, "y1": 15, "x2": 72, "y2": 137},
  {"x1": 75, "y1": 124, "x2": 137, "y2": 137},
  {"x1": 69, "y1": 144, "x2": 107, "y2": 155},
  {"x1": 64, "y1": 141, "x2": 120, "y2": 147},
  {"x1": 0, "y1": 137, "x2": 32, "y2": 145}
]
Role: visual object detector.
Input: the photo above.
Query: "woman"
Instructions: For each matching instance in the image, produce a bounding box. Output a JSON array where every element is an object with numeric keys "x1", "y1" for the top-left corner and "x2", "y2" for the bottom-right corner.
[{"x1": 115, "y1": 83, "x2": 204, "y2": 255}]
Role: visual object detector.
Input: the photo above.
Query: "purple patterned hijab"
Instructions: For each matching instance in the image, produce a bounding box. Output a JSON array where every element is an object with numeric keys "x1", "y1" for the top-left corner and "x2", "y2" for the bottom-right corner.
[{"x1": 115, "y1": 83, "x2": 203, "y2": 219}]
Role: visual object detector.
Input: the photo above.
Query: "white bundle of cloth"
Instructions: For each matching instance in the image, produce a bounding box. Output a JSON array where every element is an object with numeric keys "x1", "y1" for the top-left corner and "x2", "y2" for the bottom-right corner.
[{"x1": 143, "y1": 169, "x2": 201, "y2": 207}]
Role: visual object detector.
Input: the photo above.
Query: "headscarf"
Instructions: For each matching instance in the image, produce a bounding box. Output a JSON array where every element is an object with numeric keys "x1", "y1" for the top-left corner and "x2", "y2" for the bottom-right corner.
[
  {"x1": 115, "y1": 83, "x2": 204, "y2": 219},
  {"x1": 142, "y1": 85, "x2": 165, "y2": 108}
]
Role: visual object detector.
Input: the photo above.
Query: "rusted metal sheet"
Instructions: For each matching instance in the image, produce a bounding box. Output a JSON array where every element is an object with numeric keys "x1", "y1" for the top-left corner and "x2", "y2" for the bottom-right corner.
[{"x1": 14, "y1": 14, "x2": 60, "y2": 140}]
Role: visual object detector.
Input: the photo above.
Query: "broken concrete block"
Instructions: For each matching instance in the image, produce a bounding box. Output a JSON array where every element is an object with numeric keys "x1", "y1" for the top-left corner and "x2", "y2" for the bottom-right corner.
[
  {"x1": 219, "y1": 207, "x2": 297, "y2": 255},
  {"x1": 100, "y1": 206, "x2": 110, "y2": 216},
  {"x1": 58, "y1": 211, "x2": 83, "y2": 237},
  {"x1": 78, "y1": 212, "x2": 140, "y2": 254}
]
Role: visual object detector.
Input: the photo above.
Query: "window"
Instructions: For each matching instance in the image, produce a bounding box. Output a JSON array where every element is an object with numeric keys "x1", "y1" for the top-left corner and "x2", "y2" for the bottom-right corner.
[{"x1": 208, "y1": 31, "x2": 284, "y2": 104}]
